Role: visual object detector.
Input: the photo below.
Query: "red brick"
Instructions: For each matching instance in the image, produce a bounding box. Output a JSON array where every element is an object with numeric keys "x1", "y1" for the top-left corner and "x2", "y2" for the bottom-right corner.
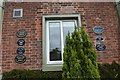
[{"x1": 1, "y1": 2, "x2": 120, "y2": 72}]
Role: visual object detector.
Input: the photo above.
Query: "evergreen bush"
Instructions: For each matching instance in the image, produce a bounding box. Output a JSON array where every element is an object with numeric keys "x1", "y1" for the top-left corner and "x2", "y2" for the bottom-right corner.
[{"x1": 62, "y1": 26, "x2": 100, "y2": 79}]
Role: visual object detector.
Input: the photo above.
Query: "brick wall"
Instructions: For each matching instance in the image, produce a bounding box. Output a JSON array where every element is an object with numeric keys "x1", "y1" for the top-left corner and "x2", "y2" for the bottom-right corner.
[
  {"x1": 118, "y1": 24, "x2": 120, "y2": 63},
  {"x1": 118, "y1": 17, "x2": 120, "y2": 64},
  {"x1": 2, "y1": 2, "x2": 119, "y2": 72}
]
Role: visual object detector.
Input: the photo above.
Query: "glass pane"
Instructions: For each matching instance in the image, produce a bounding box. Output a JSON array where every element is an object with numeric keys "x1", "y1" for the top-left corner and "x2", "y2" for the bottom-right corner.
[
  {"x1": 49, "y1": 22, "x2": 62, "y2": 61},
  {"x1": 63, "y1": 21, "x2": 75, "y2": 44},
  {"x1": 14, "y1": 11, "x2": 21, "y2": 16}
]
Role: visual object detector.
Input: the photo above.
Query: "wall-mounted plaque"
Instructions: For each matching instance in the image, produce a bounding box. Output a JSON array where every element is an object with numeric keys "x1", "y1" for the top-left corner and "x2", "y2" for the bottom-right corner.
[
  {"x1": 15, "y1": 55, "x2": 26, "y2": 64},
  {"x1": 17, "y1": 39, "x2": 25, "y2": 46},
  {"x1": 96, "y1": 36, "x2": 104, "y2": 42},
  {"x1": 17, "y1": 47, "x2": 25, "y2": 54},
  {"x1": 96, "y1": 44, "x2": 106, "y2": 51},
  {"x1": 93, "y1": 26, "x2": 104, "y2": 34},
  {"x1": 16, "y1": 29, "x2": 27, "y2": 38}
]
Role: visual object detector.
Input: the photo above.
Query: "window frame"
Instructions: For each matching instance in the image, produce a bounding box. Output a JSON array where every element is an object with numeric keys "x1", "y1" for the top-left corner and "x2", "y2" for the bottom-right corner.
[
  {"x1": 46, "y1": 20, "x2": 77, "y2": 64},
  {"x1": 42, "y1": 14, "x2": 81, "y2": 71},
  {"x1": 46, "y1": 20, "x2": 63, "y2": 64},
  {"x1": 13, "y1": 9, "x2": 23, "y2": 18}
]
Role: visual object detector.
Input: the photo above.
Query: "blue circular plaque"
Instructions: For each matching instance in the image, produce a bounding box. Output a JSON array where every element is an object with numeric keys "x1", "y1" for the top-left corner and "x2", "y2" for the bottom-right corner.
[
  {"x1": 96, "y1": 36, "x2": 104, "y2": 42},
  {"x1": 96, "y1": 44, "x2": 106, "y2": 51},
  {"x1": 17, "y1": 47, "x2": 25, "y2": 54},
  {"x1": 93, "y1": 26, "x2": 104, "y2": 34},
  {"x1": 17, "y1": 39, "x2": 25, "y2": 46},
  {"x1": 15, "y1": 54, "x2": 26, "y2": 64}
]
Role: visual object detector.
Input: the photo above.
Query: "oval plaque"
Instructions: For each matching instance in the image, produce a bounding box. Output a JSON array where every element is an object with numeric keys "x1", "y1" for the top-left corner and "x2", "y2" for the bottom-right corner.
[
  {"x1": 16, "y1": 29, "x2": 27, "y2": 38},
  {"x1": 17, "y1": 39, "x2": 25, "y2": 46},
  {"x1": 93, "y1": 26, "x2": 104, "y2": 34},
  {"x1": 96, "y1": 36, "x2": 104, "y2": 42},
  {"x1": 15, "y1": 55, "x2": 26, "y2": 64},
  {"x1": 96, "y1": 44, "x2": 106, "y2": 51},
  {"x1": 17, "y1": 47, "x2": 25, "y2": 54}
]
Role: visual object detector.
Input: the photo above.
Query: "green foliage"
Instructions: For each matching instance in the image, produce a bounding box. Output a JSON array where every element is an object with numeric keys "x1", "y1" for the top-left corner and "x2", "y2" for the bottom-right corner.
[
  {"x1": 2, "y1": 70, "x2": 62, "y2": 80},
  {"x1": 62, "y1": 26, "x2": 100, "y2": 79},
  {"x1": 99, "y1": 61, "x2": 120, "y2": 79},
  {"x1": 2, "y1": 62, "x2": 120, "y2": 80}
]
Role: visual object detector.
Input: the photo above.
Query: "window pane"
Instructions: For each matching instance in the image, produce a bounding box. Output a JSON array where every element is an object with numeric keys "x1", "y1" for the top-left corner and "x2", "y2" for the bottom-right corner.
[
  {"x1": 49, "y1": 22, "x2": 62, "y2": 61},
  {"x1": 14, "y1": 11, "x2": 21, "y2": 16},
  {"x1": 63, "y1": 21, "x2": 75, "y2": 44}
]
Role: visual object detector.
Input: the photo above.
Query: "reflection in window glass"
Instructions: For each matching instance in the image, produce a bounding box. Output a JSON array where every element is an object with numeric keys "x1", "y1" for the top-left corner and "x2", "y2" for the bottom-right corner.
[
  {"x1": 63, "y1": 21, "x2": 75, "y2": 44},
  {"x1": 49, "y1": 22, "x2": 62, "y2": 61}
]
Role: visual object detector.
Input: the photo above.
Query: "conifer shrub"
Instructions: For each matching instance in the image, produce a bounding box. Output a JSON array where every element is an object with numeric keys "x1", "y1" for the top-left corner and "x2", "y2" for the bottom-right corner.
[{"x1": 62, "y1": 26, "x2": 100, "y2": 79}]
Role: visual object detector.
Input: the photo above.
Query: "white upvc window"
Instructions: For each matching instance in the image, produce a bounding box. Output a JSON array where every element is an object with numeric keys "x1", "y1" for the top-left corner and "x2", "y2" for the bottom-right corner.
[
  {"x1": 13, "y1": 9, "x2": 23, "y2": 18},
  {"x1": 46, "y1": 20, "x2": 77, "y2": 64},
  {"x1": 42, "y1": 14, "x2": 81, "y2": 71}
]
